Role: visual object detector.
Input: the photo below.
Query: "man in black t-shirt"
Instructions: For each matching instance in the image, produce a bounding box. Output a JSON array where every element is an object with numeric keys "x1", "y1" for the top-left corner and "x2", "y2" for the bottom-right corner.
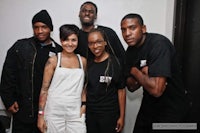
[
  {"x1": 76, "y1": 1, "x2": 125, "y2": 65},
  {"x1": 121, "y1": 13, "x2": 189, "y2": 133}
]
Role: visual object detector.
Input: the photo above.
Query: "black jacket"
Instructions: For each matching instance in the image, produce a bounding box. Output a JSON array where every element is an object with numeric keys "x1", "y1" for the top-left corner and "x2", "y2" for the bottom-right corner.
[{"x1": 0, "y1": 37, "x2": 62, "y2": 123}]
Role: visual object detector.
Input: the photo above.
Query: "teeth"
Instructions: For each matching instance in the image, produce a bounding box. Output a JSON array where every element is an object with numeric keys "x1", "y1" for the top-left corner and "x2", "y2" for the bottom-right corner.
[
  {"x1": 67, "y1": 46, "x2": 73, "y2": 49},
  {"x1": 94, "y1": 49, "x2": 100, "y2": 53},
  {"x1": 65, "y1": 46, "x2": 73, "y2": 49},
  {"x1": 84, "y1": 17, "x2": 90, "y2": 20}
]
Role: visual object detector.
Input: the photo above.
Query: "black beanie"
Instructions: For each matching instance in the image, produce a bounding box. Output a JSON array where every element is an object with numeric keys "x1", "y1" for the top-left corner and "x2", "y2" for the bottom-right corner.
[{"x1": 32, "y1": 10, "x2": 53, "y2": 31}]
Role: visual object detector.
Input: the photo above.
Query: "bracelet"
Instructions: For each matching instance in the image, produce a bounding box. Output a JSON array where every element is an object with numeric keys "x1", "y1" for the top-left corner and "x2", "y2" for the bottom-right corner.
[
  {"x1": 81, "y1": 101, "x2": 86, "y2": 107},
  {"x1": 38, "y1": 110, "x2": 44, "y2": 115}
]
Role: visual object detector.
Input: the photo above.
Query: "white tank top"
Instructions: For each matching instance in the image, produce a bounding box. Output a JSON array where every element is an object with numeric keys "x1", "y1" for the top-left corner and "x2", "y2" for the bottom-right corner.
[{"x1": 44, "y1": 53, "x2": 85, "y2": 119}]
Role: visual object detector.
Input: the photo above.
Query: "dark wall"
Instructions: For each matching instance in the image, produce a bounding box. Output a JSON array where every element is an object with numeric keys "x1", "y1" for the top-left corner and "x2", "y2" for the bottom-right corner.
[
  {"x1": 174, "y1": 0, "x2": 200, "y2": 124},
  {"x1": 183, "y1": 0, "x2": 200, "y2": 122}
]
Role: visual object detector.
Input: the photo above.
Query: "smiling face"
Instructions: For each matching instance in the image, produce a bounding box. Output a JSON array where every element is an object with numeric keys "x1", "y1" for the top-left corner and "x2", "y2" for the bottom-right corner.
[
  {"x1": 121, "y1": 18, "x2": 146, "y2": 47},
  {"x1": 33, "y1": 22, "x2": 51, "y2": 43},
  {"x1": 79, "y1": 3, "x2": 97, "y2": 26},
  {"x1": 61, "y1": 34, "x2": 78, "y2": 54},
  {"x1": 88, "y1": 31, "x2": 107, "y2": 59}
]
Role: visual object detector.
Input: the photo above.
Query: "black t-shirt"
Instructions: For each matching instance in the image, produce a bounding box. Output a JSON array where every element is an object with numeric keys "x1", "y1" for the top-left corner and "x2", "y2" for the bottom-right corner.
[
  {"x1": 125, "y1": 33, "x2": 188, "y2": 121},
  {"x1": 75, "y1": 25, "x2": 125, "y2": 65},
  {"x1": 87, "y1": 55, "x2": 125, "y2": 114}
]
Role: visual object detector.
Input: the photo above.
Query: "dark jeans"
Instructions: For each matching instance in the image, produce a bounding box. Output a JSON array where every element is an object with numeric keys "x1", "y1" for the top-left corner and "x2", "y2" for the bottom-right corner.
[
  {"x1": 86, "y1": 112, "x2": 119, "y2": 133},
  {"x1": 0, "y1": 115, "x2": 11, "y2": 133}
]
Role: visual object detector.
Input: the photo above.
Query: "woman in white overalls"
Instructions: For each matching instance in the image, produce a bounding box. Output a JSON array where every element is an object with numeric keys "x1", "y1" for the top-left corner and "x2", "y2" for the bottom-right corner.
[{"x1": 37, "y1": 24, "x2": 87, "y2": 133}]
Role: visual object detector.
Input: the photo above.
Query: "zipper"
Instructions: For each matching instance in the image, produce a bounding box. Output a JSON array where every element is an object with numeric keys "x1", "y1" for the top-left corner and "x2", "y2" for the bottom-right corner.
[{"x1": 31, "y1": 41, "x2": 37, "y2": 117}]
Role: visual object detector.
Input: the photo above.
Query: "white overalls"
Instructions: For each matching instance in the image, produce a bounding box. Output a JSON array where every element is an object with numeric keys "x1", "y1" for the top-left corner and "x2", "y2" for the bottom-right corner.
[{"x1": 44, "y1": 53, "x2": 86, "y2": 133}]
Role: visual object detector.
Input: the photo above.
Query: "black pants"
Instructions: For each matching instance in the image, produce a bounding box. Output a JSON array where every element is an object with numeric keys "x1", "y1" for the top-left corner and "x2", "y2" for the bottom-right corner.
[
  {"x1": 133, "y1": 110, "x2": 191, "y2": 133},
  {"x1": 0, "y1": 115, "x2": 11, "y2": 133},
  {"x1": 86, "y1": 112, "x2": 119, "y2": 133},
  {"x1": 12, "y1": 117, "x2": 41, "y2": 133}
]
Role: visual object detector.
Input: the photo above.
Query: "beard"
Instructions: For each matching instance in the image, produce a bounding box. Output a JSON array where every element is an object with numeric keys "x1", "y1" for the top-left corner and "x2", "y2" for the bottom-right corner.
[{"x1": 81, "y1": 21, "x2": 94, "y2": 27}]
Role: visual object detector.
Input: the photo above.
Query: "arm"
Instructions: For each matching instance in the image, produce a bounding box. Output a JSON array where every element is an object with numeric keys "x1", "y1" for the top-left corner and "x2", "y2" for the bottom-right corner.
[
  {"x1": 124, "y1": 48, "x2": 141, "y2": 92},
  {"x1": 130, "y1": 66, "x2": 166, "y2": 97},
  {"x1": 0, "y1": 43, "x2": 19, "y2": 113},
  {"x1": 37, "y1": 56, "x2": 57, "y2": 133},
  {"x1": 80, "y1": 87, "x2": 86, "y2": 116},
  {"x1": 80, "y1": 56, "x2": 87, "y2": 116},
  {"x1": 116, "y1": 88, "x2": 126, "y2": 132}
]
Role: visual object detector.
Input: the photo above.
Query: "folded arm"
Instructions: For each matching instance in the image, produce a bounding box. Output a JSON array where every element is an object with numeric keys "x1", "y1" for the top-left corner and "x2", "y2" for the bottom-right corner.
[{"x1": 130, "y1": 66, "x2": 166, "y2": 97}]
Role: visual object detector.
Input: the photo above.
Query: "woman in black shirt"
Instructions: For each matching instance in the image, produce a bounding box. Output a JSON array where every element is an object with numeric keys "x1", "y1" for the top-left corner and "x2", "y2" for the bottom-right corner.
[{"x1": 86, "y1": 28, "x2": 126, "y2": 133}]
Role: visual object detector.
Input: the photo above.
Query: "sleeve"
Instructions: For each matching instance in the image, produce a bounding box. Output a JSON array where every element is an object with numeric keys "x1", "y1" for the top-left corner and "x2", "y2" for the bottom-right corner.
[
  {"x1": 116, "y1": 60, "x2": 126, "y2": 90},
  {"x1": 0, "y1": 43, "x2": 18, "y2": 109},
  {"x1": 148, "y1": 40, "x2": 172, "y2": 78},
  {"x1": 117, "y1": 70, "x2": 126, "y2": 90},
  {"x1": 124, "y1": 47, "x2": 140, "y2": 79}
]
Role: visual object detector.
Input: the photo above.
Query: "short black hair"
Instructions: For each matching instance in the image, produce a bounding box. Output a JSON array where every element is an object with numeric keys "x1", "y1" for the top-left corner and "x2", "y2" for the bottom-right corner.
[
  {"x1": 80, "y1": 1, "x2": 98, "y2": 14},
  {"x1": 59, "y1": 24, "x2": 79, "y2": 41},
  {"x1": 121, "y1": 13, "x2": 144, "y2": 25}
]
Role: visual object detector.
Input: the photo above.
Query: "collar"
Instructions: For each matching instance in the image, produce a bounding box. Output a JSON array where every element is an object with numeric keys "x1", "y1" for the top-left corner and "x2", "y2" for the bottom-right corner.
[{"x1": 40, "y1": 41, "x2": 56, "y2": 47}]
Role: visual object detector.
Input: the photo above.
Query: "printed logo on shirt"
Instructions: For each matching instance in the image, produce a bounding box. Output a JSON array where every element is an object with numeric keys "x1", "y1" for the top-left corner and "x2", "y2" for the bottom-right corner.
[
  {"x1": 140, "y1": 60, "x2": 147, "y2": 67},
  {"x1": 49, "y1": 51, "x2": 56, "y2": 57},
  {"x1": 99, "y1": 76, "x2": 112, "y2": 83}
]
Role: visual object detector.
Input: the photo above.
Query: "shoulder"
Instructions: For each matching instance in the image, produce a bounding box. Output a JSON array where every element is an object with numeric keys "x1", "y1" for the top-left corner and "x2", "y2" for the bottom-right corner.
[
  {"x1": 8, "y1": 37, "x2": 33, "y2": 51},
  {"x1": 80, "y1": 56, "x2": 87, "y2": 63},
  {"x1": 48, "y1": 55, "x2": 58, "y2": 62},
  {"x1": 14, "y1": 37, "x2": 33, "y2": 45},
  {"x1": 80, "y1": 55, "x2": 87, "y2": 70},
  {"x1": 147, "y1": 33, "x2": 171, "y2": 44},
  {"x1": 46, "y1": 55, "x2": 58, "y2": 68},
  {"x1": 97, "y1": 25, "x2": 116, "y2": 33},
  {"x1": 146, "y1": 33, "x2": 173, "y2": 50},
  {"x1": 17, "y1": 37, "x2": 33, "y2": 41}
]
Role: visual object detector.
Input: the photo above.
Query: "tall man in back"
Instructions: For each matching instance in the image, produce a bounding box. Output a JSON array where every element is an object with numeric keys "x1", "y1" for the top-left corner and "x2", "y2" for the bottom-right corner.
[{"x1": 76, "y1": 1, "x2": 125, "y2": 65}]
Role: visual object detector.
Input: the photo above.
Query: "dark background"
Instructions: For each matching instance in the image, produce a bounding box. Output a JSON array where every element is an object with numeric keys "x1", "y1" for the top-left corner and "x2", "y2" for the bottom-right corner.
[{"x1": 174, "y1": 0, "x2": 200, "y2": 130}]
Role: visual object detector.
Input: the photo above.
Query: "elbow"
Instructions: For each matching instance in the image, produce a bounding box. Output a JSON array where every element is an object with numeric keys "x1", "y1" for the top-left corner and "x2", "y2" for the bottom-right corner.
[{"x1": 151, "y1": 91, "x2": 163, "y2": 97}]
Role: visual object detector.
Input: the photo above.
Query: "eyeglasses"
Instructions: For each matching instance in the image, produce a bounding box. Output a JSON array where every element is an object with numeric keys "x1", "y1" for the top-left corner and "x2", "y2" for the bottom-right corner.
[{"x1": 88, "y1": 40, "x2": 105, "y2": 47}]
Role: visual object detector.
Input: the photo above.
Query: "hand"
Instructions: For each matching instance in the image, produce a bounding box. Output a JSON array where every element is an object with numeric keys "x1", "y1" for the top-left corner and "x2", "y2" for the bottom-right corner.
[
  {"x1": 8, "y1": 101, "x2": 19, "y2": 113},
  {"x1": 126, "y1": 77, "x2": 139, "y2": 92},
  {"x1": 37, "y1": 115, "x2": 47, "y2": 133},
  {"x1": 115, "y1": 117, "x2": 124, "y2": 132},
  {"x1": 80, "y1": 105, "x2": 86, "y2": 117},
  {"x1": 141, "y1": 66, "x2": 148, "y2": 75}
]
